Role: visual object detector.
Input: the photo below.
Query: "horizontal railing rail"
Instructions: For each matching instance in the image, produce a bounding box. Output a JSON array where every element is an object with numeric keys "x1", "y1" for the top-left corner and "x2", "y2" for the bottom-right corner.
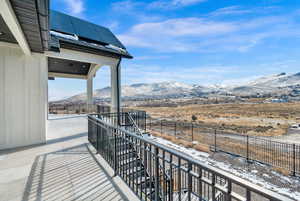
[{"x1": 88, "y1": 114, "x2": 294, "y2": 201}]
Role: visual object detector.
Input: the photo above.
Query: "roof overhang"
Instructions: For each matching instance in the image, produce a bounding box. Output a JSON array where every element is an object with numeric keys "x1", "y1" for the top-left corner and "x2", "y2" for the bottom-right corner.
[
  {"x1": 0, "y1": 0, "x2": 49, "y2": 54},
  {"x1": 46, "y1": 48, "x2": 120, "y2": 80},
  {"x1": 0, "y1": 1, "x2": 132, "y2": 80}
]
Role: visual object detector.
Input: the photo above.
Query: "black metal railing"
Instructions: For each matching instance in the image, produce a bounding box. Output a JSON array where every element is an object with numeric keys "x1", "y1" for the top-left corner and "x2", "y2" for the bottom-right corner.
[
  {"x1": 88, "y1": 114, "x2": 294, "y2": 201},
  {"x1": 147, "y1": 117, "x2": 300, "y2": 176},
  {"x1": 97, "y1": 104, "x2": 147, "y2": 132}
]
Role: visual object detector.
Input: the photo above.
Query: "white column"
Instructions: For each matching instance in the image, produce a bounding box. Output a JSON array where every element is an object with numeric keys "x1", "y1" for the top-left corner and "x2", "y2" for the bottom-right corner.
[
  {"x1": 110, "y1": 63, "x2": 121, "y2": 113},
  {"x1": 87, "y1": 77, "x2": 93, "y2": 113},
  {"x1": 0, "y1": 46, "x2": 47, "y2": 150}
]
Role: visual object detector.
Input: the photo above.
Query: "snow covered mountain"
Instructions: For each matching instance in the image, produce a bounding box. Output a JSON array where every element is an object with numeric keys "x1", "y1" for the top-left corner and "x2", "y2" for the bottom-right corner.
[
  {"x1": 228, "y1": 72, "x2": 300, "y2": 96},
  {"x1": 54, "y1": 72, "x2": 300, "y2": 103},
  {"x1": 62, "y1": 81, "x2": 214, "y2": 102}
]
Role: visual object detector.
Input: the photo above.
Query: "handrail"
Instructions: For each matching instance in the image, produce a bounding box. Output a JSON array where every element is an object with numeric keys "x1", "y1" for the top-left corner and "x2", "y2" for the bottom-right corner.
[
  {"x1": 122, "y1": 112, "x2": 172, "y2": 196},
  {"x1": 88, "y1": 114, "x2": 294, "y2": 201},
  {"x1": 126, "y1": 112, "x2": 144, "y2": 136}
]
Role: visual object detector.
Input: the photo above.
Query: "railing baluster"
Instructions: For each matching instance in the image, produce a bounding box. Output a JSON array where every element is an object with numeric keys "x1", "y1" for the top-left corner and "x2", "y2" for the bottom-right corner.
[
  {"x1": 178, "y1": 158, "x2": 181, "y2": 201},
  {"x1": 198, "y1": 166, "x2": 202, "y2": 201},
  {"x1": 170, "y1": 154, "x2": 174, "y2": 201},
  {"x1": 155, "y1": 147, "x2": 160, "y2": 201},
  {"x1": 163, "y1": 150, "x2": 166, "y2": 201},
  {"x1": 227, "y1": 180, "x2": 232, "y2": 201},
  {"x1": 135, "y1": 137, "x2": 138, "y2": 194},
  {"x1": 188, "y1": 162, "x2": 192, "y2": 201},
  {"x1": 212, "y1": 173, "x2": 216, "y2": 201},
  {"x1": 144, "y1": 143, "x2": 149, "y2": 201},
  {"x1": 246, "y1": 189, "x2": 251, "y2": 201},
  {"x1": 140, "y1": 140, "x2": 143, "y2": 199}
]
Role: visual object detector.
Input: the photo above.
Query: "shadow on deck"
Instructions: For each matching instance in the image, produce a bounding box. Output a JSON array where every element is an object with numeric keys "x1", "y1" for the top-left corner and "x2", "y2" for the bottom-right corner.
[{"x1": 22, "y1": 143, "x2": 130, "y2": 201}]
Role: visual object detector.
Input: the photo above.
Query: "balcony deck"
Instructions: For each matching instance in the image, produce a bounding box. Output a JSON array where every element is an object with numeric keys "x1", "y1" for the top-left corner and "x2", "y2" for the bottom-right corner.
[{"x1": 0, "y1": 116, "x2": 140, "y2": 201}]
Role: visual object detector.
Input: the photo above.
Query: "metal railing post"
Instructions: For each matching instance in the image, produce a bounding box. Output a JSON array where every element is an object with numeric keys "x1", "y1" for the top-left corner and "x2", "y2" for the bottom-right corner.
[
  {"x1": 155, "y1": 147, "x2": 160, "y2": 201},
  {"x1": 188, "y1": 162, "x2": 192, "y2": 201},
  {"x1": 114, "y1": 128, "x2": 118, "y2": 176},
  {"x1": 246, "y1": 135, "x2": 249, "y2": 162},
  {"x1": 214, "y1": 130, "x2": 217, "y2": 152},
  {"x1": 96, "y1": 118, "x2": 99, "y2": 153},
  {"x1": 293, "y1": 144, "x2": 296, "y2": 176},
  {"x1": 161, "y1": 120, "x2": 163, "y2": 134},
  {"x1": 191, "y1": 123, "x2": 194, "y2": 142},
  {"x1": 174, "y1": 122, "x2": 177, "y2": 136}
]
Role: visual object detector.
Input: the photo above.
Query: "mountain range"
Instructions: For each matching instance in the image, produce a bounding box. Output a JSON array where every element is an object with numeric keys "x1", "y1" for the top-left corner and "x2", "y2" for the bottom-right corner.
[{"x1": 54, "y1": 72, "x2": 300, "y2": 103}]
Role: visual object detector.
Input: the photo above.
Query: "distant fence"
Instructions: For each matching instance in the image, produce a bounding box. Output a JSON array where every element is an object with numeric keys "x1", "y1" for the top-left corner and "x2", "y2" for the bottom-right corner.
[
  {"x1": 49, "y1": 103, "x2": 98, "y2": 114},
  {"x1": 147, "y1": 117, "x2": 300, "y2": 176}
]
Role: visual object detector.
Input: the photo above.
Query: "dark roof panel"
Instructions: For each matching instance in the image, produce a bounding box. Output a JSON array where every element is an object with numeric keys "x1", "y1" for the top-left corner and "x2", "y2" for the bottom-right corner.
[
  {"x1": 50, "y1": 10, "x2": 126, "y2": 49},
  {"x1": 50, "y1": 11, "x2": 74, "y2": 35}
]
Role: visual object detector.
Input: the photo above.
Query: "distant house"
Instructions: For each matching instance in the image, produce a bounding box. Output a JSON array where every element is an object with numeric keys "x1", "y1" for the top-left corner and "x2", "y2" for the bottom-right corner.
[{"x1": 264, "y1": 98, "x2": 289, "y2": 103}]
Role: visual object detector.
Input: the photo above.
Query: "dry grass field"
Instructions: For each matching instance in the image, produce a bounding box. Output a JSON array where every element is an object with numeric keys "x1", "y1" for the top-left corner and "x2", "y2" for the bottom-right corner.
[{"x1": 135, "y1": 102, "x2": 300, "y2": 136}]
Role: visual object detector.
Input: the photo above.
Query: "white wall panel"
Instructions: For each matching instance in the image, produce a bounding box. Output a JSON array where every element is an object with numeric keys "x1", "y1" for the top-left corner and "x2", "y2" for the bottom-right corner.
[{"x1": 0, "y1": 46, "x2": 47, "y2": 150}]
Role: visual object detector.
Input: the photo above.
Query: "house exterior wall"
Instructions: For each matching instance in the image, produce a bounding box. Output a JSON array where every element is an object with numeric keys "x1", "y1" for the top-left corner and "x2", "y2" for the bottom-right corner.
[{"x1": 0, "y1": 45, "x2": 48, "y2": 150}]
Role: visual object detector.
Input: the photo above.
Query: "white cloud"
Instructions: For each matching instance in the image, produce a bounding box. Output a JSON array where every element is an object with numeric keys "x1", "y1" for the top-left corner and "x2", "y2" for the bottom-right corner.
[
  {"x1": 134, "y1": 55, "x2": 171, "y2": 60},
  {"x1": 149, "y1": 0, "x2": 207, "y2": 10},
  {"x1": 118, "y1": 18, "x2": 237, "y2": 52},
  {"x1": 106, "y1": 21, "x2": 119, "y2": 31},
  {"x1": 63, "y1": 0, "x2": 85, "y2": 15},
  {"x1": 118, "y1": 13, "x2": 300, "y2": 53},
  {"x1": 209, "y1": 6, "x2": 252, "y2": 16},
  {"x1": 111, "y1": 0, "x2": 141, "y2": 12},
  {"x1": 112, "y1": 0, "x2": 206, "y2": 13},
  {"x1": 121, "y1": 63, "x2": 241, "y2": 85},
  {"x1": 129, "y1": 18, "x2": 236, "y2": 37}
]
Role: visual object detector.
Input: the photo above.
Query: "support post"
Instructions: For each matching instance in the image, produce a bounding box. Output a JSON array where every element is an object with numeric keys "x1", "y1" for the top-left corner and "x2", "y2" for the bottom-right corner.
[
  {"x1": 110, "y1": 59, "x2": 121, "y2": 125},
  {"x1": 87, "y1": 77, "x2": 93, "y2": 113}
]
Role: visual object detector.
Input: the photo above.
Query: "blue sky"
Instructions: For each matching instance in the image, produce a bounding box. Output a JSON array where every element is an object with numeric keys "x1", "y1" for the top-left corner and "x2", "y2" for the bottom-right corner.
[{"x1": 49, "y1": 0, "x2": 300, "y2": 100}]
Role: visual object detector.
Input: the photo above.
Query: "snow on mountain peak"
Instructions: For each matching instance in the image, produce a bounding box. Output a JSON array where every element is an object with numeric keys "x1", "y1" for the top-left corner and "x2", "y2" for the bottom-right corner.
[{"x1": 54, "y1": 72, "x2": 300, "y2": 103}]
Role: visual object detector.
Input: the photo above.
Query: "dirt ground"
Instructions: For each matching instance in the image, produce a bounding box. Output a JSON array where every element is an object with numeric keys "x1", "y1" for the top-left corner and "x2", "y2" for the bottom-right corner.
[{"x1": 135, "y1": 102, "x2": 300, "y2": 136}]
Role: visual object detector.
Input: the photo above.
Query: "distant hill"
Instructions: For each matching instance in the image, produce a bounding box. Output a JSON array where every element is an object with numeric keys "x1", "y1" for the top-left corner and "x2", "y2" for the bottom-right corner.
[
  {"x1": 228, "y1": 72, "x2": 300, "y2": 96},
  {"x1": 52, "y1": 72, "x2": 300, "y2": 103}
]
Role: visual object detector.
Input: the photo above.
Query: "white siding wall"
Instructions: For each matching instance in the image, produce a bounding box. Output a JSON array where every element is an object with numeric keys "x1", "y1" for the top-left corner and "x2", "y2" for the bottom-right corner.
[{"x1": 0, "y1": 46, "x2": 48, "y2": 150}]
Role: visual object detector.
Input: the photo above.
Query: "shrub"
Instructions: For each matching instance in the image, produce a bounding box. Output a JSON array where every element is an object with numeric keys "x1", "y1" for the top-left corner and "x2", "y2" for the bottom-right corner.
[{"x1": 194, "y1": 144, "x2": 210, "y2": 153}]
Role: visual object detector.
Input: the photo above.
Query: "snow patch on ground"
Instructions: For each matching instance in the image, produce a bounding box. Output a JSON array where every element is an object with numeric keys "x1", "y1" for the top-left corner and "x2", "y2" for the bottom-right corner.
[{"x1": 147, "y1": 135, "x2": 300, "y2": 200}]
